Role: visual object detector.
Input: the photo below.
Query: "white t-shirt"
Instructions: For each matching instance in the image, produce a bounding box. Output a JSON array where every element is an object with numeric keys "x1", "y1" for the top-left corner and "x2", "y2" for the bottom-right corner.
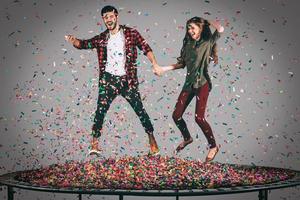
[{"x1": 105, "y1": 31, "x2": 126, "y2": 76}]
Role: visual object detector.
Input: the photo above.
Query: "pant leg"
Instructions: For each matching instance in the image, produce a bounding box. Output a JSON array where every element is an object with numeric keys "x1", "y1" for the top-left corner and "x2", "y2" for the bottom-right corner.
[
  {"x1": 121, "y1": 85, "x2": 154, "y2": 134},
  {"x1": 172, "y1": 90, "x2": 194, "y2": 140},
  {"x1": 194, "y1": 82, "x2": 216, "y2": 148},
  {"x1": 92, "y1": 75, "x2": 118, "y2": 138}
]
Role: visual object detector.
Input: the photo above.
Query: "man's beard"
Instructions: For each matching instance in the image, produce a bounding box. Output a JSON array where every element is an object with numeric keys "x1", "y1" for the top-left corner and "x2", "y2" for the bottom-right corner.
[{"x1": 106, "y1": 21, "x2": 117, "y2": 30}]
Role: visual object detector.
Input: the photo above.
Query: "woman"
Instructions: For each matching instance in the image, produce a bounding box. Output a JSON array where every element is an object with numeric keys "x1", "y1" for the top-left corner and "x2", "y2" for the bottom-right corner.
[{"x1": 157, "y1": 17, "x2": 224, "y2": 162}]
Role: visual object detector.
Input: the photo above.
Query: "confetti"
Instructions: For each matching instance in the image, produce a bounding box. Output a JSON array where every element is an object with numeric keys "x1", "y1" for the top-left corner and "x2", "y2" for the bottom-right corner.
[{"x1": 15, "y1": 155, "x2": 296, "y2": 189}]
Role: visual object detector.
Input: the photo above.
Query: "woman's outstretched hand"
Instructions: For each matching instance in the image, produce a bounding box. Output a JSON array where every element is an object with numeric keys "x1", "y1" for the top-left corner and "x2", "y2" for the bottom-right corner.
[{"x1": 152, "y1": 64, "x2": 164, "y2": 76}]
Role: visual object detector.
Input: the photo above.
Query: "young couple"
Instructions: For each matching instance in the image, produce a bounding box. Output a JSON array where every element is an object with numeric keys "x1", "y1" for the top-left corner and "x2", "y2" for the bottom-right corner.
[{"x1": 65, "y1": 5, "x2": 224, "y2": 162}]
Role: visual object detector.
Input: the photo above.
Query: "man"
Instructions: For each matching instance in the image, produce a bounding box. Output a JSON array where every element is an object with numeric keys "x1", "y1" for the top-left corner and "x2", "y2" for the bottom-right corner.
[{"x1": 65, "y1": 5, "x2": 162, "y2": 156}]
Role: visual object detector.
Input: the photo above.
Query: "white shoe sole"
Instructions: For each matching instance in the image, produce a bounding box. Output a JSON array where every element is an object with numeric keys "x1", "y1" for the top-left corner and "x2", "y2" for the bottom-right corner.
[{"x1": 88, "y1": 149, "x2": 102, "y2": 157}]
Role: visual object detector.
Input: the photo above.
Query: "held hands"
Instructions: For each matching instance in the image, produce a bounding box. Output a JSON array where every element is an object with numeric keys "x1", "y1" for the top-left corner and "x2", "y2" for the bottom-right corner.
[
  {"x1": 152, "y1": 64, "x2": 165, "y2": 77},
  {"x1": 153, "y1": 64, "x2": 176, "y2": 76}
]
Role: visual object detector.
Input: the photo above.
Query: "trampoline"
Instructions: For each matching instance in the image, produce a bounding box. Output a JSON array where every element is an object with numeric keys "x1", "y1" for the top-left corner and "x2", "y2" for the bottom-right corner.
[{"x1": 0, "y1": 155, "x2": 299, "y2": 200}]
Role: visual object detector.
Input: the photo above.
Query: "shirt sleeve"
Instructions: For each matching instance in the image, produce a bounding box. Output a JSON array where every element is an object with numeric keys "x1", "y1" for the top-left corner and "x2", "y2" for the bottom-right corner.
[
  {"x1": 74, "y1": 35, "x2": 102, "y2": 49},
  {"x1": 176, "y1": 45, "x2": 186, "y2": 68},
  {"x1": 210, "y1": 30, "x2": 221, "y2": 45},
  {"x1": 133, "y1": 29, "x2": 152, "y2": 55}
]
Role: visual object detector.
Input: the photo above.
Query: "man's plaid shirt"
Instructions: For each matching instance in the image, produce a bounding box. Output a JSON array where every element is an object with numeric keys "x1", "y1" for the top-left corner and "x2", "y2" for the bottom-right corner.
[{"x1": 75, "y1": 25, "x2": 152, "y2": 88}]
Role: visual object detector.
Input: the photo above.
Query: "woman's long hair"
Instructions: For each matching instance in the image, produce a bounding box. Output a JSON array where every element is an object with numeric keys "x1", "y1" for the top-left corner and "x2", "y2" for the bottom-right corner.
[
  {"x1": 182, "y1": 16, "x2": 218, "y2": 64},
  {"x1": 182, "y1": 17, "x2": 211, "y2": 45}
]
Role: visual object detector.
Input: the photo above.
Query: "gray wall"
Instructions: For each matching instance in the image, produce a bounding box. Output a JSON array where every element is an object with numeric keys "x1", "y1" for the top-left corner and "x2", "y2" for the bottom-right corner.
[{"x1": 0, "y1": 0, "x2": 299, "y2": 199}]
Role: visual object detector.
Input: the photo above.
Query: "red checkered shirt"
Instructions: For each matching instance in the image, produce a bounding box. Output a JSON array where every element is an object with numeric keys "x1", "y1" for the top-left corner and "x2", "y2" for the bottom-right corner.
[{"x1": 75, "y1": 25, "x2": 152, "y2": 88}]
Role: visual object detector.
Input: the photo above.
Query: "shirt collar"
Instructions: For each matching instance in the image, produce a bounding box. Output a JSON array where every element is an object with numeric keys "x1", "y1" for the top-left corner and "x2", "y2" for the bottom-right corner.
[{"x1": 105, "y1": 25, "x2": 127, "y2": 41}]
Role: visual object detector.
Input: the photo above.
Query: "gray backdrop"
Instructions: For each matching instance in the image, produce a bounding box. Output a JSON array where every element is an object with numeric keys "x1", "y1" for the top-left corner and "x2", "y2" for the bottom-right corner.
[{"x1": 0, "y1": 0, "x2": 299, "y2": 199}]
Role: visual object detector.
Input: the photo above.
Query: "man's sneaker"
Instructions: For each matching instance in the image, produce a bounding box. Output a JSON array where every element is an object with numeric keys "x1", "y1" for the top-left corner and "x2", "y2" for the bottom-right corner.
[
  {"x1": 89, "y1": 137, "x2": 101, "y2": 157},
  {"x1": 88, "y1": 149, "x2": 102, "y2": 157}
]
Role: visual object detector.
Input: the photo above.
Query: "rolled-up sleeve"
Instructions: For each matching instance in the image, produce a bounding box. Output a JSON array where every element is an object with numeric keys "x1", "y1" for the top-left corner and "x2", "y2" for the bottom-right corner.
[
  {"x1": 210, "y1": 30, "x2": 221, "y2": 45},
  {"x1": 74, "y1": 35, "x2": 102, "y2": 49},
  {"x1": 176, "y1": 45, "x2": 186, "y2": 68},
  {"x1": 133, "y1": 29, "x2": 152, "y2": 55}
]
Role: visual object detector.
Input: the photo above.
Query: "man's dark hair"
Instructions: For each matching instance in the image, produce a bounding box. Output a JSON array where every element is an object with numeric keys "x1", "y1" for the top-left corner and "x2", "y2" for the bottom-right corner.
[{"x1": 101, "y1": 5, "x2": 118, "y2": 16}]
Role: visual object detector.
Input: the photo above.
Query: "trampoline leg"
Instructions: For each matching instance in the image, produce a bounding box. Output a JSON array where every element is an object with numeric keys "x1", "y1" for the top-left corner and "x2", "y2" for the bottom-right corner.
[
  {"x1": 119, "y1": 195, "x2": 123, "y2": 200},
  {"x1": 7, "y1": 186, "x2": 14, "y2": 200},
  {"x1": 258, "y1": 189, "x2": 268, "y2": 200},
  {"x1": 78, "y1": 194, "x2": 82, "y2": 200}
]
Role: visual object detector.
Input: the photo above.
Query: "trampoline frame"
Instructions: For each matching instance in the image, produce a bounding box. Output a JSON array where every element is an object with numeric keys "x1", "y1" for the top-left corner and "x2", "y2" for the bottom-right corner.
[{"x1": 1, "y1": 171, "x2": 300, "y2": 200}]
